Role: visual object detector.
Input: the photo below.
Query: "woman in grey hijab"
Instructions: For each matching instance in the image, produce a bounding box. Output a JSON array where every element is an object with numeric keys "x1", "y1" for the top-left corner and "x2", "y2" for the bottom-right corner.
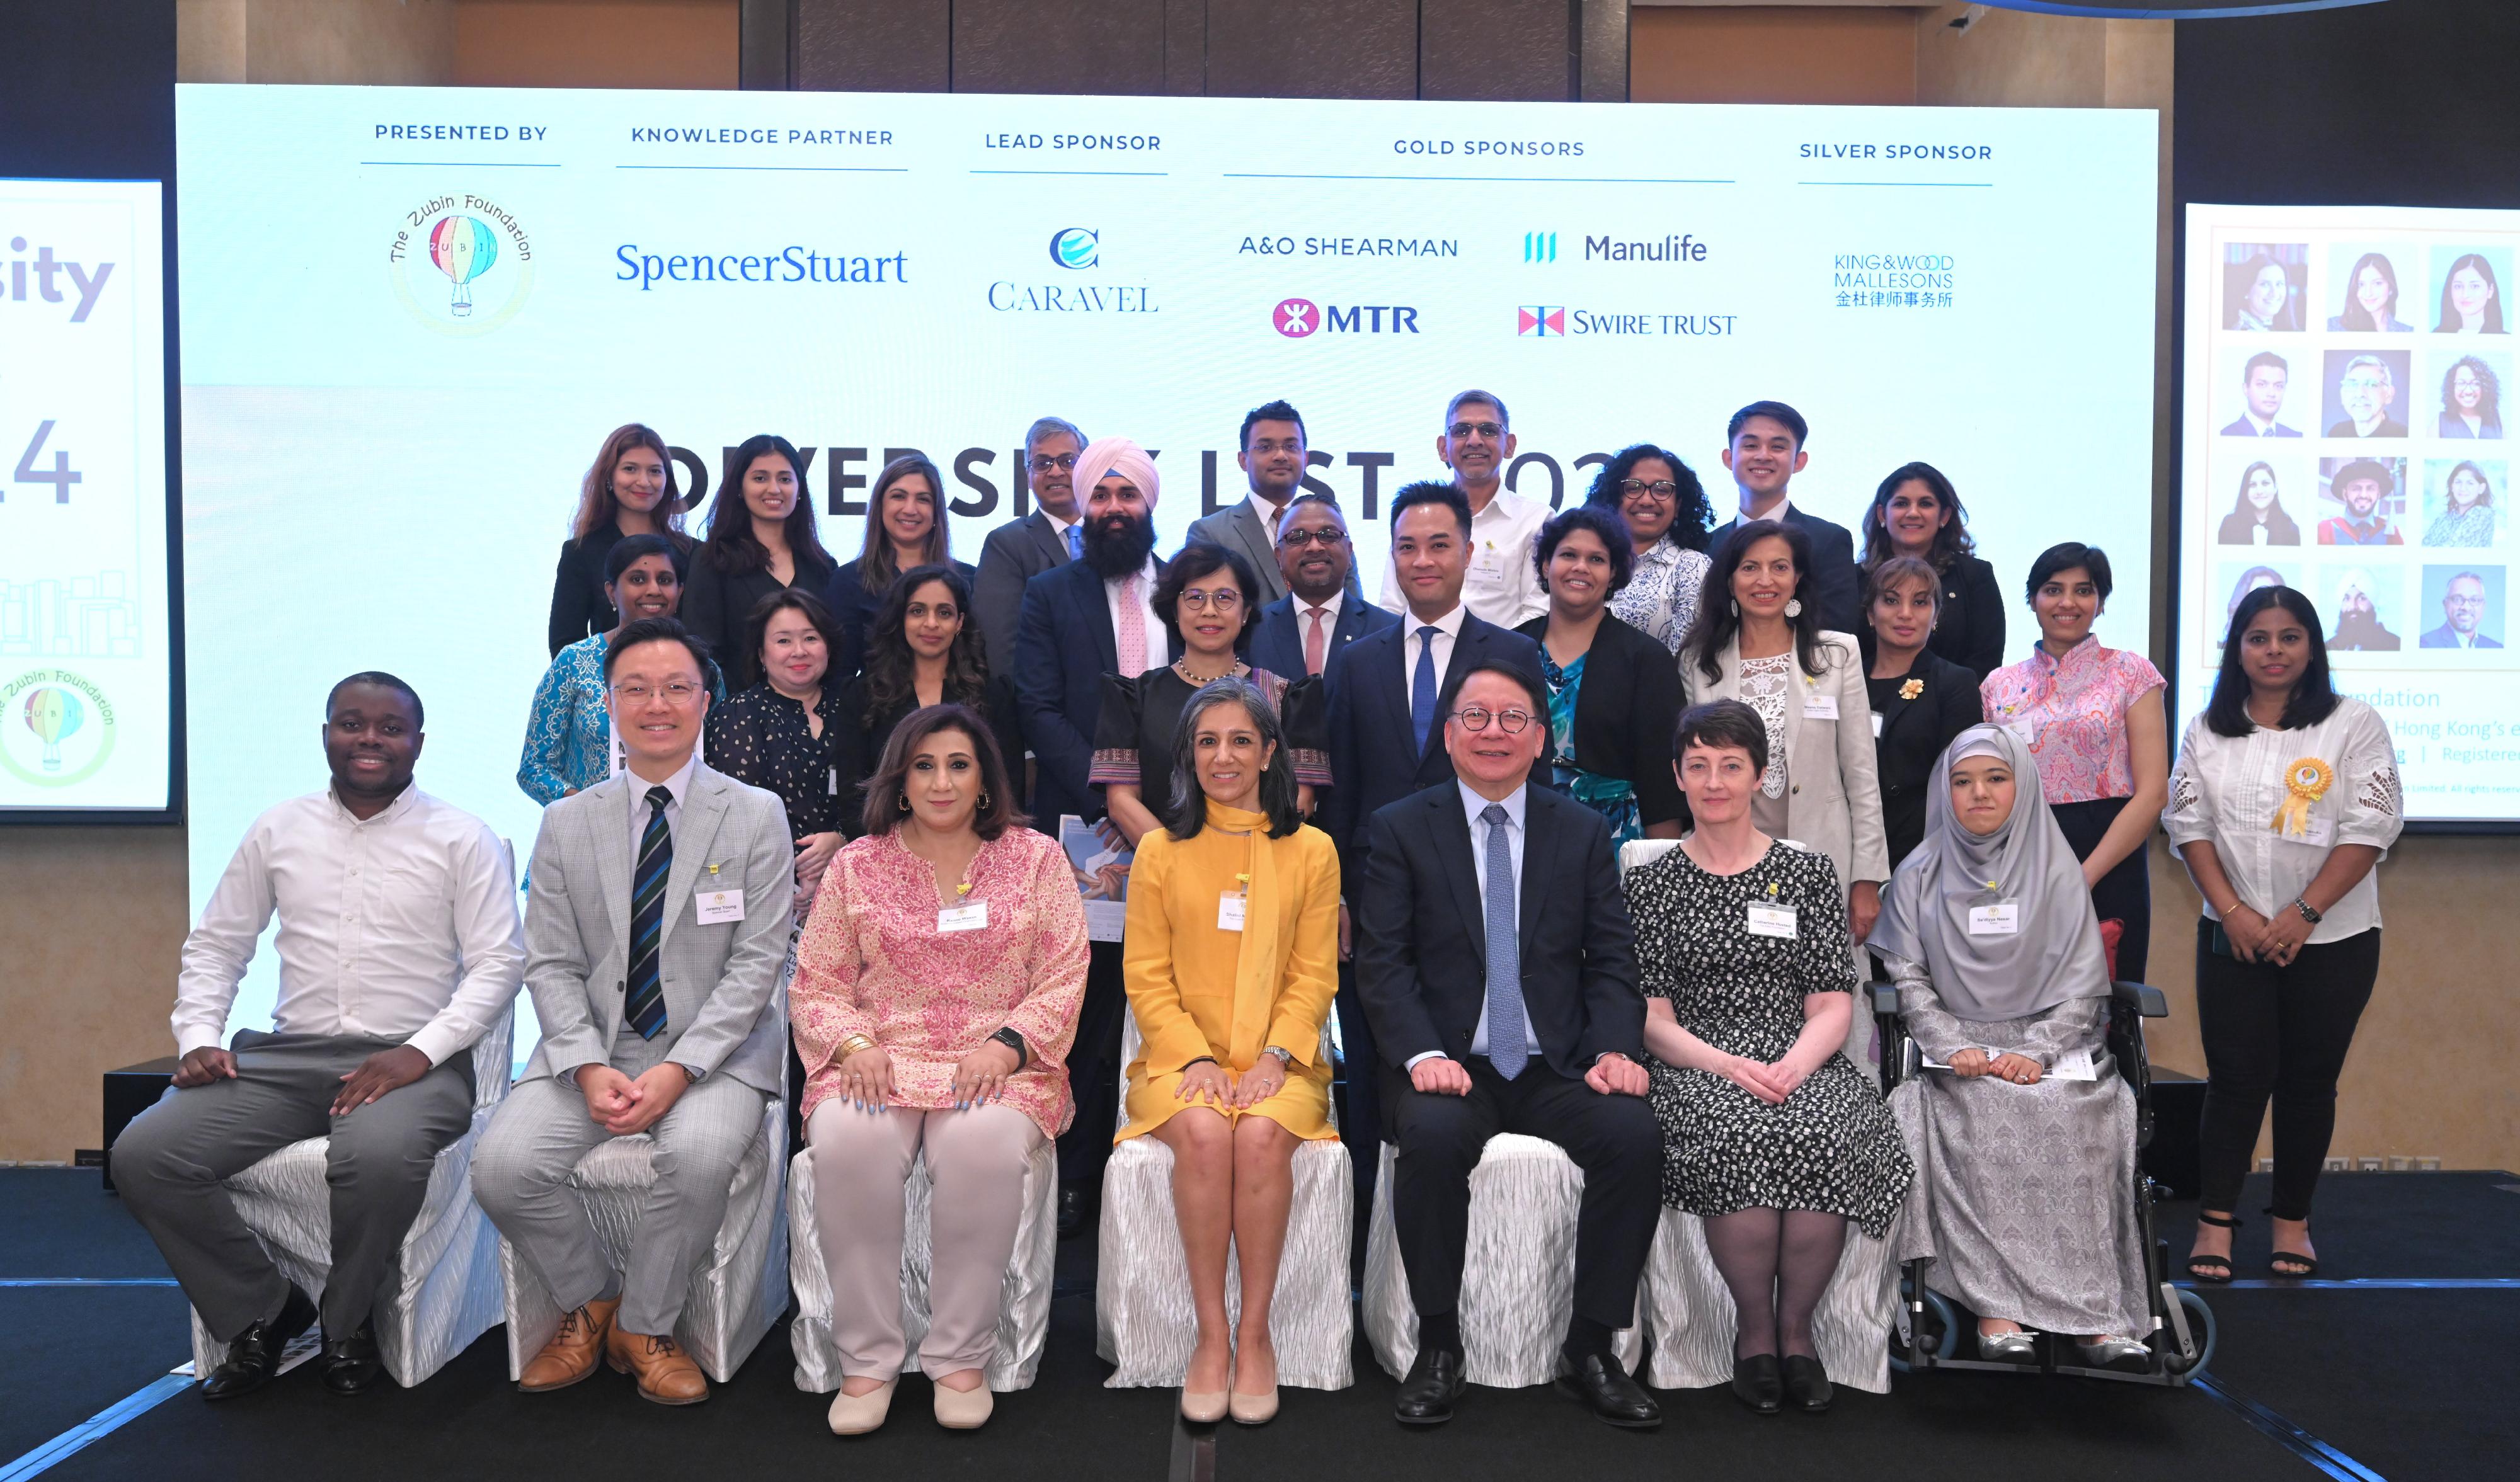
[{"x1": 1870, "y1": 725, "x2": 2150, "y2": 1370}]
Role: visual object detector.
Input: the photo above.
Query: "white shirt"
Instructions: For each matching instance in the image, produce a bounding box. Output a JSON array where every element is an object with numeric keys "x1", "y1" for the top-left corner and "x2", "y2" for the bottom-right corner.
[
  {"x1": 624, "y1": 751, "x2": 699, "y2": 871},
  {"x1": 173, "y1": 787, "x2": 524, "y2": 1065},
  {"x1": 1379, "y1": 487, "x2": 1549, "y2": 627},
  {"x1": 2162, "y1": 698, "x2": 2402, "y2": 944},
  {"x1": 1736, "y1": 490, "x2": 1795, "y2": 524},
  {"x1": 1103, "y1": 556, "x2": 1164, "y2": 663},
  {"x1": 1403, "y1": 601, "x2": 1469, "y2": 719},
  {"x1": 1243, "y1": 491, "x2": 1291, "y2": 538},
  {"x1": 1404, "y1": 782, "x2": 1540, "y2": 1067}
]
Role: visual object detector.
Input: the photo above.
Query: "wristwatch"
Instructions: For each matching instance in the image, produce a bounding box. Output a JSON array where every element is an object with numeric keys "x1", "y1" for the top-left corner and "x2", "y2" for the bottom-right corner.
[
  {"x1": 2292, "y1": 897, "x2": 2323, "y2": 925},
  {"x1": 989, "y1": 1027, "x2": 1029, "y2": 1069},
  {"x1": 1262, "y1": 1046, "x2": 1294, "y2": 1067}
]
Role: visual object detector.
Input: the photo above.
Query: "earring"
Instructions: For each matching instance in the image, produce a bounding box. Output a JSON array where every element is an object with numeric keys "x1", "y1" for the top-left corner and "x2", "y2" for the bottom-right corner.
[
  {"x1": 1729, "y1": 598, "x2": 1739, "y2": 617},
  {"x1": 1785, "y1": 598, "x2": 1803, "y2": 618},
  {"x1": 980, "y1": 792, "x2": 992, "y2": 810},
  {"x1": 897, "y1": 794, "x2": 912, "y2": 813}
]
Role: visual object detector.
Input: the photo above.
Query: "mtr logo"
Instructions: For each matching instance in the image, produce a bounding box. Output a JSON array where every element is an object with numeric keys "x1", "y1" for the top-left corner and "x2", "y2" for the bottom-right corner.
[{"x1": 1272, "y1": 298, "x2": 1421, "y2": 338}]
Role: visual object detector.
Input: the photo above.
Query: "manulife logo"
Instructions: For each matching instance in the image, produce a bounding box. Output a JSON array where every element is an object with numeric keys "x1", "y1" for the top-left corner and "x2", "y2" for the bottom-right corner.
[{"x1": 1523, "y1": 231, "x2": 1557, "y2": 264}]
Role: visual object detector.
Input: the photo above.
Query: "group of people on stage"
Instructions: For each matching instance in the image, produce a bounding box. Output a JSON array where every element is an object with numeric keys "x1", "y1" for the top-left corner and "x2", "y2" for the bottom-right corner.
[{"x1": 113, "y1": 391, "x2": 2402, "y2": 1439}]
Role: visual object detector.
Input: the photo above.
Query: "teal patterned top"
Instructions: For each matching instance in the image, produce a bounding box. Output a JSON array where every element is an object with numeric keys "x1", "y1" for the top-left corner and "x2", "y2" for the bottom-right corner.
[{"x1": 1538, "y1": 646, "x2": 1642, "y2": 846}]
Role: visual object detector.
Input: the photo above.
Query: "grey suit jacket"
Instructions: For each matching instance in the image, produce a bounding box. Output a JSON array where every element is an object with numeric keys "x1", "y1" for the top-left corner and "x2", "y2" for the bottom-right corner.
[
  {"x1": 1184, "y1": 496, "x2": 1364, "y2": 608},
  {"x1": 519, "y1": 761, "x2": 795, "y2": 1095},
  {"x1": 973, "y1": 510, "x2": 1073, "y2": 671}
]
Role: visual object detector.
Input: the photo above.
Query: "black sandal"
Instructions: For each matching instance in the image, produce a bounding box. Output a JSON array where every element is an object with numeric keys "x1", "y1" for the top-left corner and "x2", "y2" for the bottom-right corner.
[{"x1": 2185, "y1": 1212, "x2": 2238, "y2": 1285}]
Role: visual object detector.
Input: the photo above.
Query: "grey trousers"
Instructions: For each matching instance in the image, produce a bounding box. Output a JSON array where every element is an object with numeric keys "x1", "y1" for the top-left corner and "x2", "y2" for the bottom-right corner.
[
  {"x1": 471, "y1": 1072, "x2": 767, "y2": 1337},
  {"x1": 112, "y1": 1030, "x2": 476, "y2": 1343}
]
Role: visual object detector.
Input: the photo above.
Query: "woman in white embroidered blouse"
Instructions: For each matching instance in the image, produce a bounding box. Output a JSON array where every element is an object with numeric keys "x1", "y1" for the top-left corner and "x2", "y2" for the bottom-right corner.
[{"x1": 2163, "y1": 585, "x2": 2400, "y2": 1285}]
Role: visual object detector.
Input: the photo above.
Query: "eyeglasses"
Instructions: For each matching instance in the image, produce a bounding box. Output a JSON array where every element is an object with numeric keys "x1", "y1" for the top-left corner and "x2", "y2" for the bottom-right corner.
[
  {"x1": 1028, "y1": 452, "x2": 1080, "y2": 473},
  {"x1": 1618, "y1": 479, "x2": 1680, "y2": 499},
  {"x1": 1451, "y1": 705, "x2": 1535, "y2": 734},
  {"x1": 1277, "y1": 528, "x2": 1348, "y2": 549},
  {"x1": 610, "y1": 681, "x2": 702, "y2": 705},
  {"x1": 1179, "y1": 588, "x2": 1244, "y2": 612},
  {"x1": 1446, "y1": 420, "x2": 1505, "y2": 441}
]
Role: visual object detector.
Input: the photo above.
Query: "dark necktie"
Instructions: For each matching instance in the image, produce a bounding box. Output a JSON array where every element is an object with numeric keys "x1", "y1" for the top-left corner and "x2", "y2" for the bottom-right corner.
[
  {"x1": 626, "y1": 785, "x2": 672, "y2": 1040},
  {"x1": 1481, "y1": 802, "x2": 1526, "y2": 1080},
  {"x1": 1411, "y1": 625, "x2": 1440, "y2": 755}
]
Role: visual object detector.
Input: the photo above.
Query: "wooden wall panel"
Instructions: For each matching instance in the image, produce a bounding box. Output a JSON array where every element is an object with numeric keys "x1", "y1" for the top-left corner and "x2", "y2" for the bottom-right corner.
[{"x1": 1203, "y1": 0, "x2": 1416, "y2": 100}]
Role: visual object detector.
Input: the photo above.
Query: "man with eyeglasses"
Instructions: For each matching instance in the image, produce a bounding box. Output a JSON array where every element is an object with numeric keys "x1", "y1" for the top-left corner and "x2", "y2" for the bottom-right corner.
[
  {"x1": 2421, "y1": 571, "x2": 2503, "y2": 648},
  {"x1": 2325, "y1": 354, "x2": 2407, "y2": 438},
  {"x1": 1187, "y1": 399, "x2": 1362, "y2": 608},
  {"x1": 1379, "y1": 390, "x2": 1550, "y2": 627},
  {"x1": 117, "y1": 673, "x2": 522, "y2": 1401},
  {"x1": 1355, "y1": 660, "x2": 1662, "y2": 1430},
  {"x1": 473, "y1": 617, "x2": 795, "y2": 1407},
  {"x1": 1251, "y1": 493, "x2": 1397, "y2": 680},
  {"x1": 1711, "y1": 400, "x2": 1860, "y2": 636},
  {"x1": 973, "y1": 415, "x2": 1089, "y2": 667}
]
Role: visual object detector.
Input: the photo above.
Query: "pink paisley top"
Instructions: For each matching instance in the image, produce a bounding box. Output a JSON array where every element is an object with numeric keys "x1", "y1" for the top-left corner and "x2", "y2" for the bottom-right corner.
[
  {"x1": 1979, "y1": 637, "x2": 2165, "y2": 805},
  {"x1": 790, "y1": 827, "x2": 1091, "y2": 1138}
]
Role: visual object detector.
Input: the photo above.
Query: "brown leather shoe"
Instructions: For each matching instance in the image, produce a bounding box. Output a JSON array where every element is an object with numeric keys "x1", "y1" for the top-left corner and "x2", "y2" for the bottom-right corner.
[
  {"x1": 518, "y1": 1297, "x2": 618, "y2": 1392},
  {"x1": 607, "y1": 1326, "x2": 709, "y2": 1405}
]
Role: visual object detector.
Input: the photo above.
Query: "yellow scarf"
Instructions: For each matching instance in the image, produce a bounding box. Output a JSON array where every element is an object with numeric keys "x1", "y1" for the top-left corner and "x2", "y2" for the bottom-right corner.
[{"x1": 1208, "y1": 798, "x2": 1284, "y2": 1070}]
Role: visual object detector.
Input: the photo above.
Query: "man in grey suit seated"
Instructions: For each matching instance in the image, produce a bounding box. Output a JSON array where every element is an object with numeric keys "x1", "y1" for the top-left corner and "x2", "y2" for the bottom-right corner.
[{"x1": 472, "y1": 617, "x2": 794, "y2": 1406}]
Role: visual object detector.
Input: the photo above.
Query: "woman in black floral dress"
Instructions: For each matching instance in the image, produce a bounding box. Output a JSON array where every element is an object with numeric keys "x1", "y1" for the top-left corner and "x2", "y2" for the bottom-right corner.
[{"x1": 1626, "y1": 699, "x2": 1912, "y2": 1415}]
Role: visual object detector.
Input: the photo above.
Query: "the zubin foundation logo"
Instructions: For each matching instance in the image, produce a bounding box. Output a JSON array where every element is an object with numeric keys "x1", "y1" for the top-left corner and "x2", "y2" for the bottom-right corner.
[
  {"x1": 1, "y1": 669, "x2": 117, "y2": 788},
  {"x1": 389, "y1": 193, "x2": 536, "y2": 334}
]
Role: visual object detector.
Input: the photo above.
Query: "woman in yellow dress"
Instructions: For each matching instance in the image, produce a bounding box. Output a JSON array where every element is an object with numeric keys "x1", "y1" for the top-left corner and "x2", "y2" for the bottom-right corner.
[{"x1": 1119, "y1": 676, "x2": 1339, "y2": 1427}]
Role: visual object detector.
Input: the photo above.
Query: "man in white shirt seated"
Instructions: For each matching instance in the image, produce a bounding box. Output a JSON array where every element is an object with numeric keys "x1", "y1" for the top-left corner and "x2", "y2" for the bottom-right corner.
[{"x1": 113, "y1": 673, "x2": 524, "y2": 1400}]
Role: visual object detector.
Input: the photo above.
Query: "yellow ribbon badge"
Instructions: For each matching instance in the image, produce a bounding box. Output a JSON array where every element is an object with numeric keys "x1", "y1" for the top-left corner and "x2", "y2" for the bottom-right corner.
[{"x1": 2271, "y1": 758, "x2": 2335, "y2": 838}]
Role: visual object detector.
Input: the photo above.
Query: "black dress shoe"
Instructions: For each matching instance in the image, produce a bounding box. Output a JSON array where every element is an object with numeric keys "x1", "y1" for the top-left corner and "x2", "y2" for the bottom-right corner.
[
  {"x1": 1394, "y1": 1346, "x2": 1466, "y2": 1427},
  {"x1": 1782, "y1": 1354, "x2": 1833, "y2": 1413},
  {"x1": 201, "y1": 1284, "x2": 316, "y2": 1400},
  {"x1": 1729, "y1": 1354, "x2": 1782, "y2": 1415},
  {"x1": 1555, "y1": 1352, "x2": 1661, "y2": 1430},
  {"x1": 322, "y1": 1324, "x2": 385, "y2": 1395},
  {"x1": 1057, "y1": 1186, "x2": 1086, "y2": 1240}
]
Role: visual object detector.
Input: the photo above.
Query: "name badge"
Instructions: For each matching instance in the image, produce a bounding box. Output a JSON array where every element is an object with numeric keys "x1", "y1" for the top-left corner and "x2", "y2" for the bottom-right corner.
[
  {"x1": 1746, "y1": 903, "x2": 1798, "y2": 938},
  {"x1": 1870, "y1": 711, "x2": 1884, "y2": 739},
  {"x1": 695, "y1": 887, "x2": 745, "y2": 925},
  {"x1": 1968, "y1": 903, "x2": 2020, "y2": 937},
  {"x1": 827, "y1": 765, "x2": 839, "y2": 797},
  {"x1": 1217, "y1": 892, "x2": 1247, "y2": 932},
  {"x1": 2000, "y1": 717, "x2": 2037, "y2": 746},
  {"x1": 1469, "y1": 542, "x2": 1508, "y2": 584},
  {"x1": 2281, "y1": 816, "x2": 2336, "y2": 848},
  {"x1": 1802, "y1": 692, "x2": 1838, "y2": 721},
  {"x1": 938, "y1": 900, "x2": 989, "y2": 933}
]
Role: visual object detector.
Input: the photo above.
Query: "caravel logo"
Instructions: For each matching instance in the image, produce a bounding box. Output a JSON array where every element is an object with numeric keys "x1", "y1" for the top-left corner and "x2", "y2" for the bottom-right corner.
[
  {"x1": 1517, "y1": 305, "x2": 1566, "y2": 337},
  {"x1": 1049, "y1": 227, "x2": 1099, "y2": 270}
]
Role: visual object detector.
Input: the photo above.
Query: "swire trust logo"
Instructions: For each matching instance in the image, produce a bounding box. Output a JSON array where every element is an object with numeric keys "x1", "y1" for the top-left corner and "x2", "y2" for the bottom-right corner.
[
  {"x1": 1049, "y1": 227, "x2": 1099, "y2": 270},
  {"x1": 1523, "y1": 231, "x2": 1557, "y2": 264},
  {"x1": 1517, "y1": 305, "x2": 1566, "y2": 337}
]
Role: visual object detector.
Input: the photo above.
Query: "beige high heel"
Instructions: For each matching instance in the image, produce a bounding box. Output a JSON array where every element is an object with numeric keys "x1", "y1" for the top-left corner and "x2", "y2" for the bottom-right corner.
[
  {"x1": 1181, "y1": 1360, "x2": 1229, "y2": 1423},
  {"x1": 1228, "y1": 1380, "x2": 1279, "y2": 1425}
]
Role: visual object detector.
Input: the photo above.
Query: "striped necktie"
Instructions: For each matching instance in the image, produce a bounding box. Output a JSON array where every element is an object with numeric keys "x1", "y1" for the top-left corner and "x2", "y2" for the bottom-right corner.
[{"x1": 626, "y1": 785, "x2": 672, "y2": 1040}]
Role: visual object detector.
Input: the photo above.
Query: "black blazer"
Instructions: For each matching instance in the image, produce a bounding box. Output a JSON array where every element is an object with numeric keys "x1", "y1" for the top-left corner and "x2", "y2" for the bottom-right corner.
[
  {"x1": 547, "y1": 524, "x2": 627, "y2": 657},
  {"x1": 1870, "y1": 649, "x2": 1984, "y2": 869},
  {"x1": 973, "y1": 511, "x2": 1074, "y2": 676},
  {"x1": 1013, "y1": 557, "x2": 1177, "y2": 824},
  {"x1": 1355, "y1": 783, "x2": 1643, "y2": 1079},
  {"x1": 1319, "y1": 612, "x2": 1544, "y2": 881},
  {"x1": 1512, "y1": 613, "x2": 1685, "y2": 828},
  {"x1": 1249, "y1": 591, "x2": 1400, "y2": 681},
  {"x1": 682, "y1": 550, "x2": 841, "y2": 693},
  {"x1": 1922, "y1": 553, "x2": 2008, "y2": 681},
  {"x1": 1719, "y1": 505, "x2": 1860, "y2": 636}
]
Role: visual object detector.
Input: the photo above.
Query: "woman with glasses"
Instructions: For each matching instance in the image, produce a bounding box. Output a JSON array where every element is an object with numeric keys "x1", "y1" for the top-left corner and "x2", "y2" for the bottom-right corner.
[
  {"x1": 1584, "y1": 443, "x2": 1714, "y2": 655},
  {"x1": 520, "y1": 533, "x2": 721, "y2": 805},
  {"x1": 2437, "y1": 355, "x2": 2504, "y2": 440},
  {"x1": 1514, "y1": 506, "x2": 1684, "y2": 846},
  {"x1": 1092, "y1": 543, "x2": 1327, "y2": 848}
]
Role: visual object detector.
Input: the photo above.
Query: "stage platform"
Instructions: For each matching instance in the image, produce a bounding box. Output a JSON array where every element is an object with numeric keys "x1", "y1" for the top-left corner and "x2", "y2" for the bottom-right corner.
[{"x1": 5, "y1": 1168, "x2": 2511, "y2": 1481}]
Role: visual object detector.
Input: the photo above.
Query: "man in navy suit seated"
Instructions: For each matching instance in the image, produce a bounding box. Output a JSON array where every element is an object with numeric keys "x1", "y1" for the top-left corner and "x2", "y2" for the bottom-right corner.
[
  {"x1": 1250, "y1": 493, "x2": 1398, "y2": 681},
  {"x1": 1322, "y1": 481, "x2": 1542, "y2": 1209}
]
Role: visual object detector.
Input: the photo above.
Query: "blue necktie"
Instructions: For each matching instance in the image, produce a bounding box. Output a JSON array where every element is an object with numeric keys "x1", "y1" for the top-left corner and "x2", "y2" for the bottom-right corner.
[
  {"x1": 1411, "y1": 625, "x2": 1440, "y2": 755},
  {"x1": 1065, "y1": 523, "x2": 1083, "y2": 560},
  {"x1": 625, "y1": 785, "x2": 672, "y2": 1040},
  {"x1": 1480, "y1": 802, "x2": 1526, "y2": 1080}
]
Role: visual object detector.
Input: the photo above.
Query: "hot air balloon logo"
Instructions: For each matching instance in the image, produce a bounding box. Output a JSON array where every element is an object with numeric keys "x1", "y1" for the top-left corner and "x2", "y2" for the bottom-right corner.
[
  {"x1": 22, "y1": 686, "x2": 83, "y2": 773},
  {"x1": 428, "y1": 214, "x2": 499, "y2": 316}
]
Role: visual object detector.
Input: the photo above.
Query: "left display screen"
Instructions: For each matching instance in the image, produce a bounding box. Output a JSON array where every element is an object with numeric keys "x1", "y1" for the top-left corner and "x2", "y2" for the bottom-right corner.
[{"x1": 0, "y1": 178, "x2": 171, "y2": 816}]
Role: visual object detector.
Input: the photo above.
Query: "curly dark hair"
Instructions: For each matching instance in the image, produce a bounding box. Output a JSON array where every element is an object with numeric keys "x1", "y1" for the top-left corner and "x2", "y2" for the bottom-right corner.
[
  {"x1": 1583, "y1": 443, "x2": 1712, "y2": 552},
  {"x1": 859, "y1": 564, "x2": 991, "y2": 728},
  {"x1": 1532, "y1": 505, "x2": 1637, "y2": 596}
]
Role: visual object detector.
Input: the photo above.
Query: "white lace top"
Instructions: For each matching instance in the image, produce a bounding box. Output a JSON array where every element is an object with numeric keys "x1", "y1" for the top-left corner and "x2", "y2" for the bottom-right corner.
[{"x1": 1738, "y1": 653, "x2": 1796, "y2": 801}]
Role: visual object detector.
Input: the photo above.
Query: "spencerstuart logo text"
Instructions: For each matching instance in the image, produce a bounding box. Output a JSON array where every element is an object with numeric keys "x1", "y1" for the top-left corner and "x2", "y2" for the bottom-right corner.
[{"x1": 615, "y1": 245, "x2": 910, "y2": 289}]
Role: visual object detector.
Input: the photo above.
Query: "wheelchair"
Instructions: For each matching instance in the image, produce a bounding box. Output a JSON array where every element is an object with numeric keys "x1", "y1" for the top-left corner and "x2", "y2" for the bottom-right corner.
[{"x1": 1874, "y1": 978, "x2": 2216, "y2": 1387}]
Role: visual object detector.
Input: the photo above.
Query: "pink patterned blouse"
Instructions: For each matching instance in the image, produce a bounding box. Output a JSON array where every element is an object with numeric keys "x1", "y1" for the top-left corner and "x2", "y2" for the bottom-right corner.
[
  {"x1": 1979, "y1": 637, "x2": 2165, "y2": 805},
  {"x1": 790, "y1": 827, "x2": 1091, "y2": 1138}
]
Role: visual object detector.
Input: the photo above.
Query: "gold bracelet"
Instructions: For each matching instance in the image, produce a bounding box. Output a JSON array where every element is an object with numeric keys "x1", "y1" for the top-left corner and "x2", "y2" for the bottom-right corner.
[{"x1": 838, "y1": 1034, "x2": 878, "y2": 1059}]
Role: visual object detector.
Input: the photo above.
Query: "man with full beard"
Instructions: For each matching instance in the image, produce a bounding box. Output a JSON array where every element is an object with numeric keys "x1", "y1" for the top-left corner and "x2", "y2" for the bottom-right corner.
[{"x1": 1014, "y1": 436, "x2": 1178, "y2": 1234}]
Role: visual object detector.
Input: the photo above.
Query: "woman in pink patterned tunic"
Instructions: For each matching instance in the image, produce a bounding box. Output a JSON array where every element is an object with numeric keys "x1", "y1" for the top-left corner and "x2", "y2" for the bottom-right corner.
[{"x1": 790, "y1": 704, "x2": 1089, "y2": 1435}]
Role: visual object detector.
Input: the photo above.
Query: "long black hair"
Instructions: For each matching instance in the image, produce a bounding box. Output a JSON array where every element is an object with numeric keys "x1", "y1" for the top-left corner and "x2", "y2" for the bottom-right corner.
[
  {"x1": 2207, "y1": 585, "x2": 2340, "y2": 738},
  {"x1": 1163, "y1": 677, "x2": 1302, "y2": 840},
  {"x1": 702, "y1": 434, "x2": 833, "y2": 577},
  {"x1": 2436, "y1": 252, "x2": 2507, "y2": 334},
  {"x1": 1859, "y1": 460, "x2": 1977, "y2": 571},
  {"x1": 1687, "y1": 518, "x2": 1828, "y2": 684},
  {"x1": 860, "y1": 563, "x2": 990, "y2": 727}
]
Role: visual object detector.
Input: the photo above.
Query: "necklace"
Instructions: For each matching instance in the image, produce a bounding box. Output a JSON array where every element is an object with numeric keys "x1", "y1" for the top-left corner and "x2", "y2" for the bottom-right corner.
[{"x1": 1174, "y1": 657, "x2": 1246, "y2": 685}]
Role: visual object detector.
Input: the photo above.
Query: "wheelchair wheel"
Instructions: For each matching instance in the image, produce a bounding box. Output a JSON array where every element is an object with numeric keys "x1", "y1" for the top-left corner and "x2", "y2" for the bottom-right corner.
[
  {"x1": 2159, "y1": 1287, "x2": 2217, "y2": 1379},
  {"x1": 1890, "y1": 1282, "x2": 1959, "y2": 1372}
]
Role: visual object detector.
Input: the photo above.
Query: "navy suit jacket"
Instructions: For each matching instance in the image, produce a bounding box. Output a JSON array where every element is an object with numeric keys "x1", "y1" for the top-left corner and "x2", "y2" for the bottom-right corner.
[
  {"x1": 1014, "y1": 556, "x2": 1177, "y2": 824},
  {"x1": 2221, "y1": 416, "x2": 2302, "y2": 438},
  {"x1": 1249, "y1": 591, "x2": 1401, "y2": 681},
  {"x1": 1354, "y1": 782, "x2": 1642, "y2": 1078},
  {"x1": 2420, "y1": 622, "x2": 2503, "y2": 649},
  {"x1": 1717, "y1": 504, "x2": 1860, "y2": 637},
  {"x1": 1320, "y1": 611, "x2": 1543, "y2": 883}
]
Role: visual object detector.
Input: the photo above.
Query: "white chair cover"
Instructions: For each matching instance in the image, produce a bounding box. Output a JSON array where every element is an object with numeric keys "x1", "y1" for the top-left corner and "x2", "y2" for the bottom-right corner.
[
  {"x1": 784, "y1": 1132, "x2": 1061, "y2": 1393},
  {"x1": 1360, "y1": 1138, "x2": 1642, "y2": 1386},
  {"x1": 497, "y1": 1091, "x2": 789, "y2": 1384},
  {"x1": 187, "y1": 1006, "x2": 517, "y2": 1388},
  {"x1": 1093, "y1": 1010, "x2": 1353, "y2": 1389}
]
